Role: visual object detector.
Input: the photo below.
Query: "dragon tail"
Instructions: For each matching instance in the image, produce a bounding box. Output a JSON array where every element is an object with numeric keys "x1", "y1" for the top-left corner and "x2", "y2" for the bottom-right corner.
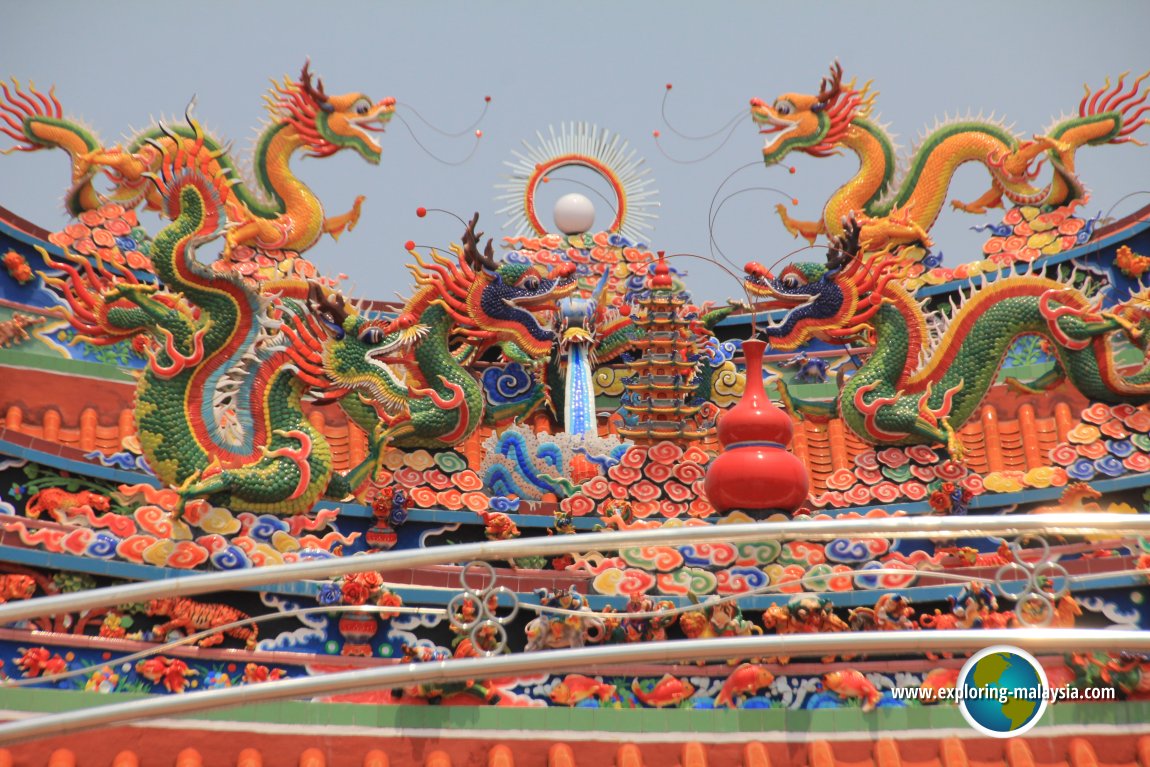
[
  {"x1": 0, "y1": 79, "x2": 103, "y2": 214},
  {"x1": 35, "y1": 245, "x2": 160, "y2": 346},
  {"x1": 151, "y1": 118, "x2": 231, "y2": 241},
  {"x1": 1078, "y1": 71, "x2": 1150, "y2": 146},
  {"x1": 1035, "y1": 72, "x2": 1150, "y2": 207}
]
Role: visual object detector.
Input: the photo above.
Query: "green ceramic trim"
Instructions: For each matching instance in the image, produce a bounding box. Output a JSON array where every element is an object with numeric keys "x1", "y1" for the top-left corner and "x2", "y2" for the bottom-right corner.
[
  {"x1": 3, "y1": 688, "x2": 1148, "y2": 735},
  {"x1": 0, "y1": 352, "x2": 136, "y2": 383}
]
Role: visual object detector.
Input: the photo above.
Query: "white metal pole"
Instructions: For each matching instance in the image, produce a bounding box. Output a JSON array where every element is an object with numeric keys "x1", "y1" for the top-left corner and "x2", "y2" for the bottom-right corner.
[
  {"x1": 0, "y1": 629, "x2": 1147, "y2": 745},
  {"x1": 0, "y1": 515, "x2": 1146, "y2": 624}
]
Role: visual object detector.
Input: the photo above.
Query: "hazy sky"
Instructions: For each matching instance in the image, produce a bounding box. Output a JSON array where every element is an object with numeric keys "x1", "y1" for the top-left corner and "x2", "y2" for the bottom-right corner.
[{"x1": 4, "y1": 1, "x2": 1150, "y2": 302}]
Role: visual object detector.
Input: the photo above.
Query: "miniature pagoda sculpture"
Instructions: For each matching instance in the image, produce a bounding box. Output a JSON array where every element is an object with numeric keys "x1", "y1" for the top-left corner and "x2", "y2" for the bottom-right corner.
[{"x1": 618, "y1": 254, "x2": 711, "y2": 444}]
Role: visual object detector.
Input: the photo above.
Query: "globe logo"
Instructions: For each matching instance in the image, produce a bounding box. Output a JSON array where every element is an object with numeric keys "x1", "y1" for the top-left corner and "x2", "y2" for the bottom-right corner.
[{"x1": 958, "y1": 645, "x2": 1049, "y2": 738}]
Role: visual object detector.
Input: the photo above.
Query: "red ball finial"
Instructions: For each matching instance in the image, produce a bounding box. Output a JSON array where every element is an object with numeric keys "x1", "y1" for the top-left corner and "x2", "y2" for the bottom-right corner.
[
  {"x1": 666, "y1": 83, "x2": 673, "y2": 90},
  {"x1": 653, "y1": 130, "x2": 661, "y2": 138},
  {"x1": 485, "y1": 95, "x2": 491, "y2": 102},
  {"x1": 788, "y1": 166, "x2": 796, "y2": 174},
  {"x1": 404, "y1": 240, "x2": 416, "y2": 251},
  {"x1": 416, "y1": 207, "x2": 427, "y2": 218},
  {"x1": 650, "y1": 252, "x2": 673, "y2": 289},
  {"x1": 475, "y1": 130, "x2": 482, "y2": 138}
]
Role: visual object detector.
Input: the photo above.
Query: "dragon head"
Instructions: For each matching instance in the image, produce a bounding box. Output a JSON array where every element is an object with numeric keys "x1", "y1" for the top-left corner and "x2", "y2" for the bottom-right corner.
[
  {"x1": 273, "y1": 61, "x2": 396, "y2": 164},
  {"x1": 283, "y1": 284, "x2": 426, "y2": 417},
  {"x1": 407, "y1": 214, "x2": 576, "y2": 359},
  {"x1": 466, "y1": 254, "x2": 579, "y2": 358},
  {"x1": 745, "y1": 217, "x2": 892, "y2": 350},
  {"x1": 750, "y1": 61, "x2": 870, "y2": 165}
]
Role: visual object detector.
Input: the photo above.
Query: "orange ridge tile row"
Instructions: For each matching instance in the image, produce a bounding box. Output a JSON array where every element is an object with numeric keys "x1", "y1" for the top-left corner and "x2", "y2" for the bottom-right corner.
[
  {"x1": 0, "y1": 404, "x2": 438, "y2": 473},
  {"x1": 801, "y1": 404, "x2": 1068, "y2": 494},
  {"x1": 2, "y1": 735, "x2": 1149, "y2": 767},
  {"x1": 0, "y1": 398, "x2": 1085, "y2": 494}
]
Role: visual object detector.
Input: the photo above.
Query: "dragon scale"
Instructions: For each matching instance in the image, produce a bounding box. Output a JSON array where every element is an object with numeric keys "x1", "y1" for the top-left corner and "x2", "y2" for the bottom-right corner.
[
  {"x1": 746, "y1": 222, "x2": 1150, "y2": 451},
  {"x1": 840, "y1": 278, "x2": 1150, "y2": 448},
  {"x1": 1, "y1": 63, "x2": 395, "y2": 255},
  {"x1": 42, "y1": 131, "x2": 415, "y2": 514},
  {"x1": 751, "y1": 64, "x2": 1149, "y2": 250}
]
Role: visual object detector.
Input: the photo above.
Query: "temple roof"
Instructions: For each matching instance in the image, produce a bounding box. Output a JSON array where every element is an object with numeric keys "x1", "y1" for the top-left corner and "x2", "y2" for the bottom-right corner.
[{"x1": 1, "y1": 365, "x2": 1130, "y2": 512}]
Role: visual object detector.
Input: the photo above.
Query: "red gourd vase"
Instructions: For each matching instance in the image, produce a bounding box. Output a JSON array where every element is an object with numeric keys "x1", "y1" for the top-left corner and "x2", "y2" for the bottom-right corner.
[
  {"x1": 703, "y1": 338, "x2": 810, "y2": 517},
  {"x1": 338, "y1": 611, "x2": 378, "y2": 657}
]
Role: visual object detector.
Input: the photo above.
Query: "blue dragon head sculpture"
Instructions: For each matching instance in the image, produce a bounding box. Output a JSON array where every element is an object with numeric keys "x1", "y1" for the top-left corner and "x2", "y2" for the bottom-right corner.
[
  {"x1": 461, "y1": 215, "x2": 577, "y2": 357},
  {"x1": 405, "y1": 214, "x2": 576, "y2": 359},
  {"x1": 744, "y1": 217, "x2": 882, "y2": 350}
]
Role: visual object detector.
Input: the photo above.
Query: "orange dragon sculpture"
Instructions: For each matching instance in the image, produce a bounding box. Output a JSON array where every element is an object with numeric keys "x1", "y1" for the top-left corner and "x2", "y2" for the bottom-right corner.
[
  {"x1": 1, "y1": 62, "x2": 394, "y2": 256},
  {"x1": 750, "y1": 62, "x2": 1149, "y2": 254}
]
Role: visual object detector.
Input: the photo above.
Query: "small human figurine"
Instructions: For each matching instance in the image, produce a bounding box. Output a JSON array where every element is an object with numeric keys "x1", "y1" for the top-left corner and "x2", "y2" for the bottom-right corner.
[
  {"x1": 949, "y1": 583, "x2": 1011, "y2": 629},
  {"x1": 477, "y1": 510, "x2": 520, "y2": 541},
  {"x1": 524, "y1": 587, "x2": 606, "y2": 651},
  {"x1": 597, "y1": 498, "x2": 634, "y2": 530},
  {"x1": 618, "y1": 591, "x2": 675, "y2": 643},
  {"x1": 551, "y1": 509, "x2": 576, "y2": 535},
  {"x1": 681, "y1": 597, "x2": 760, "y2": 640},
  {"x1": 873, "y1": 594, "x2": 916, "y2": 630}
]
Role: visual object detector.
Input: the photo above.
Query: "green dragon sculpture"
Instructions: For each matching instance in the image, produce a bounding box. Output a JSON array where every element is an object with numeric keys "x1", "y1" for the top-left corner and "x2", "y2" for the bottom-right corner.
[
  {"x1": 744, "y1": 220, "x2": 1150, "y2": 455},
  {"x1": 382, "y1": 219, "x2": 577, "y2": 447},
  {"x1": 40, "y1": 123, "x2": 420, "y2": 515}
]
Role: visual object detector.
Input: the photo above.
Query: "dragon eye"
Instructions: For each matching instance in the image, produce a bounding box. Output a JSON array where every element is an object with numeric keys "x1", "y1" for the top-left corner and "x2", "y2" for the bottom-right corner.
[
  {"x1": 774, "y1": 100, "x2": 794, "y2": 116},
  {"x1": 522, "y1": 275, "x2": 540, "y2": 291},
  {"x1": 353, "y1": 98, "x2": 371, "y2": 116},
  {"x1": 358, "y1": 325, "x2": 386, "y2": 344},
  {"x1": 781, "y1": 273, "x2": 802, "y2": 289}
]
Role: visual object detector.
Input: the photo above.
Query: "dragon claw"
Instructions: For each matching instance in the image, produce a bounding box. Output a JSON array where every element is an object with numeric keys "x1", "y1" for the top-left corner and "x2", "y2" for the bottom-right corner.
[
  {"x1": 950, "y1": 199, "x2": 986, "y2": 215},
  {"x1": 324, "y1": 195, "x2": 366, "y2": 242},
  {"x1": 172, "y1": 469, "x2": 205, "y2": 521},
  {"x1": 943, "y1": 419, "x2": 965, "y2": 463},
  {"x1": 1104, "y1": 311, "x2": 1143, "y2": 342},
  {"x1": 76, "y1": 148, "x2": 102, "y2": 175}
]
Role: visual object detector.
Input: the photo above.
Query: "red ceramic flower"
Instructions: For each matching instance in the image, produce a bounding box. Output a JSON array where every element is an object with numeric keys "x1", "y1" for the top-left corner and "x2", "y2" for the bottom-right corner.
[
  {"x1": 376, "y1": 589, "x2": 403, "y2": 620},
  {"x1": 928, "y1": 490, "x2": 951, "y2": 513},
  {"x1": 341, "y1": 582, "x2": 371, "y2": 606},
  {"x1": 349, "y1": 571, "x2": 383, "y2": 591}
]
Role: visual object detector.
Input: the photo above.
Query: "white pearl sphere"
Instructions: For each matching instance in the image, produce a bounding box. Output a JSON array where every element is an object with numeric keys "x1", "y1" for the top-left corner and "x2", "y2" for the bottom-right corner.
[{"x1": 553, "y1": 193, "x2": 596, "y2": 235}]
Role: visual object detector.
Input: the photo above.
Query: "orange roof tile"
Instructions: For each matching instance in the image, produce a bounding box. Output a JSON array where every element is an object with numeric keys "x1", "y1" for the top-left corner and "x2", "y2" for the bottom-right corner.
[
  {"x1": 0, "y1": 363, "x2": 1111, "y2": 505},
  {"x1": 2, "y1": 734, "x2": 1149, "y2": 767}
]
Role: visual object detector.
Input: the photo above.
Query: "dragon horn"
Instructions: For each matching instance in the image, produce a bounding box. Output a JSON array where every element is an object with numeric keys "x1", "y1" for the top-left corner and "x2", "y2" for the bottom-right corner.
[
  {"x1": 462, "y1": 211, "x2": 498, "y2": 271},
  {"x1": 299, "y1": 59, "x2": 333, "y2": 113},
  {"x1": 812, "y1": 61, "x2": 844, "y2": 112},
  {"x1": 826, "y1": 213, "x2": 862, "y2": 272},
  {"x1": 307, "y1": 281, "x2": 350, "y2": 329},
  {"x1": 183, "y1": 96, "x2": 198, "y2": 131}
]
